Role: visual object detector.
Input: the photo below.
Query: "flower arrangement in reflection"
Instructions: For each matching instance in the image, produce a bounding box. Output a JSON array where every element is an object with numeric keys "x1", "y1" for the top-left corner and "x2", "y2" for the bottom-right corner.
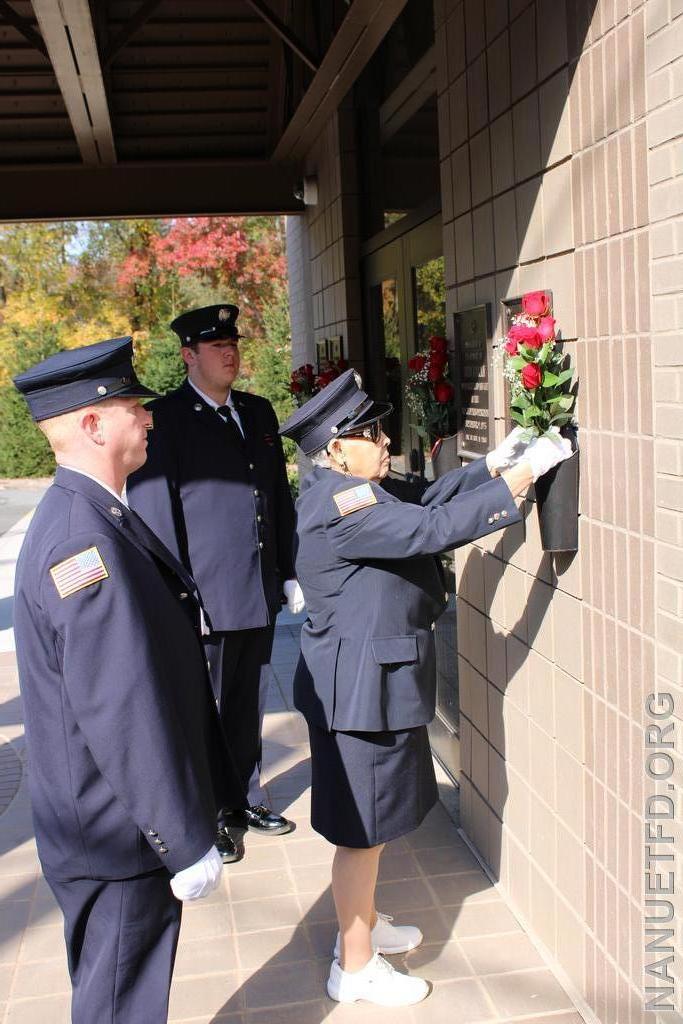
[
  {"x1": 289, "y1": 358, "x2": 348, "y2": 407},
  {"x1": 405, "y1": 335, "x2": 457, "y2": 445}
]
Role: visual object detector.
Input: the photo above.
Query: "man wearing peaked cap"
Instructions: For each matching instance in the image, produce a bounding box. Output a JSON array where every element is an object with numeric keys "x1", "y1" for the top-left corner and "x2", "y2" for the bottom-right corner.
[
  {"x1": 13, "y1": 337, "x2": 246, "y2": 1024},
  {"x1": 127, "y1": 304, "x2": 298, "y2": 855},
  {"x1": 278, "y1": 369, "x2": 572, "y2": 1007}
]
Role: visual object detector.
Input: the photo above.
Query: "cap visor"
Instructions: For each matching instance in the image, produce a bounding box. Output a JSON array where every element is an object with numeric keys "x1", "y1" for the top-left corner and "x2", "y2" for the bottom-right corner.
[
  {"x1": 339, "y1": 400, "x2": 393, "y2": 434},
  {"x1": 120, "y1": 383, "x2": 162, "y2": 401}
]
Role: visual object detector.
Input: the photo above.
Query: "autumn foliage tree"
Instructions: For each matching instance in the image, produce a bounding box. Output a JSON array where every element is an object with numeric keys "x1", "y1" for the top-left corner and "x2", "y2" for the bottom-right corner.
[{"x1": 0, "y1": 216, "x2": 292, "y2": 477}]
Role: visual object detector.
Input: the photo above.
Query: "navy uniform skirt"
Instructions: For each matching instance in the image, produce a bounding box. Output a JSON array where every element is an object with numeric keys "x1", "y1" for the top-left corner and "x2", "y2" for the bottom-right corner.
[{"x1": 307, "y1": 722, "x2": 438, "y2": 848}]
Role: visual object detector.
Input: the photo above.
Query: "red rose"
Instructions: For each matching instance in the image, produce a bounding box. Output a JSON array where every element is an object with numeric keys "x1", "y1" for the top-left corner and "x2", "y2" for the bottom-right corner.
[
  {"x1": 521, "y1": 363, "x2": 543, "y2": 390},
  {"x1": 434, "y1": 381, "x2": 454, "y2": 404},
  {"x1": 408, "y1": 354, "x2": 427, "y2": 372},
  {"x1": 522, "y1": 291, "x2": 550, "y2": 317},
  {"x1": 537, "y1": 316, "x2": 556, "y2": 342},
  {"x1": 508, "y1": 324, "x2": 542, "y2": 349},
  {"x1": 429, "y1": 335, "x2": 447, "y2": 354},
  {"x1": 504, "y1": 339, "x2": 518, "y2": 355}
]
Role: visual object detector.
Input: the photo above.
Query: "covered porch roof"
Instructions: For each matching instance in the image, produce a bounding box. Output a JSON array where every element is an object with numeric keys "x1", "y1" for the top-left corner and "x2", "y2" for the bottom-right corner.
[{"x1": 0, "y1": 0, "x2": 406, "y2": 220}]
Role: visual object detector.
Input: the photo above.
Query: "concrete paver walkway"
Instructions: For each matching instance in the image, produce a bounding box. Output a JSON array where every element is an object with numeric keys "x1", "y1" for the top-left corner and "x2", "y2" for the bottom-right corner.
[{"x1": 0, "y1": 512, "x2": 586, "y2": 1024}]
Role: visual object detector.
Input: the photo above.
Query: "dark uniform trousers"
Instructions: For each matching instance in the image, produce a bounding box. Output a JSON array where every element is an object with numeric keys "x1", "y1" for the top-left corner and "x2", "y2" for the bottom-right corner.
[
  {"x1": 47, "y1": 870, "x2": 181, "y2": 1024},
  {"x1": 127, "y1": 381, "x2": 296, "y2": 809},
  {"x1": 204, "y1": 625, "x2": 275, "y2": 804}
]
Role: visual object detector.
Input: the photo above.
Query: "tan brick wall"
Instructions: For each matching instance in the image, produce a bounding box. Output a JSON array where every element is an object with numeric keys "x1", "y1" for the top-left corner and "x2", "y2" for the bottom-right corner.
[
  {"x1": 435, "y1": 1, "x2": 666, "y2": 1021},
  {"x1": 285, "y1": 106, "x2": 364, "y2": 372},
  {"x1": 646, "y1": 0, "x2": 683, "y2": 1017}
]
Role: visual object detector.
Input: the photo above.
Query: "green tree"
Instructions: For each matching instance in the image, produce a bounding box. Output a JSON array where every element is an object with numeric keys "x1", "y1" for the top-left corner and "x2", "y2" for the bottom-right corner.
[
  {"x1": 249, "y1": 285, "x2": 296, "y2": 463},
  {"x1": 0, "y1": 324, "x2": 61, "y2": 476}
]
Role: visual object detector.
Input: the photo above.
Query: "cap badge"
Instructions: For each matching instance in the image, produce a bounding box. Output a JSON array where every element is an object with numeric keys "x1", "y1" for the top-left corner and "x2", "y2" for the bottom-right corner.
[
  {"x1": 218, "y1": 307, "x2": 230, "y2": 322},
  {"x1": 97, "y1": 385, "x2": 107, "y2": 396}
]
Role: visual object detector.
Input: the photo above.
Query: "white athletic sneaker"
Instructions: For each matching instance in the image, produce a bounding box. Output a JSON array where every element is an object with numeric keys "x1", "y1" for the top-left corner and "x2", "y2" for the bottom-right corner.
[
  {"x1": 327, "y1": 952, "x2": 429, "y2": 1006},
  {"x1": 332, "y1": 912, "x2": 423, "y2": 959}
]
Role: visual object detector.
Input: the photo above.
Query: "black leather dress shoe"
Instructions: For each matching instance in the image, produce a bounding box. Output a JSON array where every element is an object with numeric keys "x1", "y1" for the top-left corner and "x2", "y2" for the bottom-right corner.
[
  {"x1": 215, "y1": 826, "x2": 240, "y2": 863},
  {"x1": 241, "y1": 804, "x2": 292, "y2": 836}
]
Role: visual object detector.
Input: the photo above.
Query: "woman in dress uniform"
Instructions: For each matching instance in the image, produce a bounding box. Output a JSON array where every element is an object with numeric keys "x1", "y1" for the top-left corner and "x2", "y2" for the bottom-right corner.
[{"x1": 279, "y1": 369, "x2": 570, "y2": 1007}]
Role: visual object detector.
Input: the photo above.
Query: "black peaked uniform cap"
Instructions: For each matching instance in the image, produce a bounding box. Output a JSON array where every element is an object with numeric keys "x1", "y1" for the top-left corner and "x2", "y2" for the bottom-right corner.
[
  {"x1": 13, "y1": 336, "x2": 160, "y2": 422},
  {"x1": 279, "y1": 368, "x2": 392, "y2": 456},
  {"x1": 170, "y1": 304, "x2": 242, "y2": 344}
]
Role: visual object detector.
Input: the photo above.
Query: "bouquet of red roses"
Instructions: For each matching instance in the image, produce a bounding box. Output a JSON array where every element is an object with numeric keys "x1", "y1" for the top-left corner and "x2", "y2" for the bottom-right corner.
[
  {"x1": 289, "y1": 358, "x2": 348, "y2": 407},
  {"x1": 405, "y1": 335, "x2": 457, "y2": 444},
  {"x1": 501, "y1": 291, "x2": 576, "y2": 437}
]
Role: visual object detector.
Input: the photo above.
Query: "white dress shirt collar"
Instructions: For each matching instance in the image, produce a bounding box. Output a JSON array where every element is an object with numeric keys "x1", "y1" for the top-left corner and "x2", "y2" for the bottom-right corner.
[{"x1": 59, "y1": 465, "x2": 129, "y2": 507}]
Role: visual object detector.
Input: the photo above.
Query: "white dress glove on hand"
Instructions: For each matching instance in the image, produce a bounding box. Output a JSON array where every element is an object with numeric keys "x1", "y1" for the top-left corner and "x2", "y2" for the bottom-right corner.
[
  {"x1": 486, "y1": 426, "x2": 531, "y2": 474},
  {"x1": 283, "y1": 579, "x2": 305, "y2": 614},
  {"x1": 170, "y1": 845, "x2": 223, "y2": 901},
  {"x1": 524, "y1": 429, "x2": 573, "y2": 482}
]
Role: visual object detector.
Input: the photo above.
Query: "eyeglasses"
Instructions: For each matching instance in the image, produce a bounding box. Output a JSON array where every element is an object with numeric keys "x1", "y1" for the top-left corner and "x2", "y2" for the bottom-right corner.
[{"x1": 342, "y1": 420, "x2": 384, "y2": 444}]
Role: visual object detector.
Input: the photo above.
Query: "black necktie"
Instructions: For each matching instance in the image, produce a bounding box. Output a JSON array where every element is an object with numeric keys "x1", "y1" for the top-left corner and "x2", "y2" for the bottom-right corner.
[{"x1": 216, "y1": 405, "x2": 243, "y2": 443}]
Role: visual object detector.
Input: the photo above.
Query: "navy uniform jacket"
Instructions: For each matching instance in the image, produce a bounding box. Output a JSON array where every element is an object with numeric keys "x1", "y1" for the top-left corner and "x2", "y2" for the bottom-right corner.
[
  {"x1": 293, "y1": 457, "x2": 522, "y2": 732},
  {"x1": 13, "y1": 468, "x2": 245, "y2": 882},
  {"x1": 127, "y1": 380, "x2": 296, "y2": 632}
]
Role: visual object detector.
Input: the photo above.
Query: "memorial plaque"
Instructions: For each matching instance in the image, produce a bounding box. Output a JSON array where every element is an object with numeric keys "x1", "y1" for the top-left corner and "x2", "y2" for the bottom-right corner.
[
  {"x1": 454, "y1": 304, "x2": 492, "y2": 458},
  {"x1": 328, "y1": 335, "x2": 343, "y2": 361},
  {"x1": 315, "y1": 339, "x2": 328, "y2": 372}
]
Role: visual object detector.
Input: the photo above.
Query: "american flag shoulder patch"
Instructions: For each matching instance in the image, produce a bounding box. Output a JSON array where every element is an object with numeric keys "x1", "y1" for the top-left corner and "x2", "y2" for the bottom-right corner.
[
  {"x1": 49, "y1": 546, "x2": 109, "y2": 599},
  {"x1": 333, "y1": 483, "x2": 377, "y2": 517}
]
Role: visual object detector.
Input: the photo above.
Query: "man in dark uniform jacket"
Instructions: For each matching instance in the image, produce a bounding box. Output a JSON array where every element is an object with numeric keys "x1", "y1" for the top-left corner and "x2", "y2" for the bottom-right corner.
[
  {"x1": 12, "y1": 337, "x2": 246, "y2": 1024},
  {"x1": 127, "y1": 304, "x2": 299, "y2": 856}
]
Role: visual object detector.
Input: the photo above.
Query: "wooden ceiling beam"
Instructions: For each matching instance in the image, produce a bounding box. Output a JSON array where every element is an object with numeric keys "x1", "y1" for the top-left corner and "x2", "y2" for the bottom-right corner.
[
  {"x1": 272, "y1": 0, "x2": 409, "y2": 163},
  {"x1": 31, "y1": 0, "x2": 116, "y2": 164},
  {"x1": 0, "y1": 0, "x2": 48, "y2": 57},
  {"x1": 243, "y1": 0, "x2": 318, "y2": 73},
  {"x1": 102, "y1": 0, "x2": 165, "y2": 67},
  {"x1": 0, "y1": 159, "x2": 305, "y2": 219}
]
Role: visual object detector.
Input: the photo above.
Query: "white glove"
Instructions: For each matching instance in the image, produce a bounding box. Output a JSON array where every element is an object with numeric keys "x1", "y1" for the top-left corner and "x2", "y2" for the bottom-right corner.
[
  {"x1": 170, "y1": 845, "x2": 223, "y2": 901},
  {"x1": 486, "y1": 426, "x2": 532, "y2": 474},
  {"x1": 283, "y1": 578, "x2": 305, "y2": 614},
  {"x1": 524, "y1": 428, "x2": 573, "y2": 482}
]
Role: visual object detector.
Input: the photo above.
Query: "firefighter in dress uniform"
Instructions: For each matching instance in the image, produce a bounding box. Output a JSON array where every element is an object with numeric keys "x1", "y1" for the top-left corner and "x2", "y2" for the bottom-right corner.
[
  {"x1": 279, "y1": 368, "x2": 572, "y2": 1006},
  {"x1": 128, "y1": 305, "x2": 301, "y2": 862},
  {"x1": 13, "y1": 337, "x2": 246, "y2": 1024}
]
